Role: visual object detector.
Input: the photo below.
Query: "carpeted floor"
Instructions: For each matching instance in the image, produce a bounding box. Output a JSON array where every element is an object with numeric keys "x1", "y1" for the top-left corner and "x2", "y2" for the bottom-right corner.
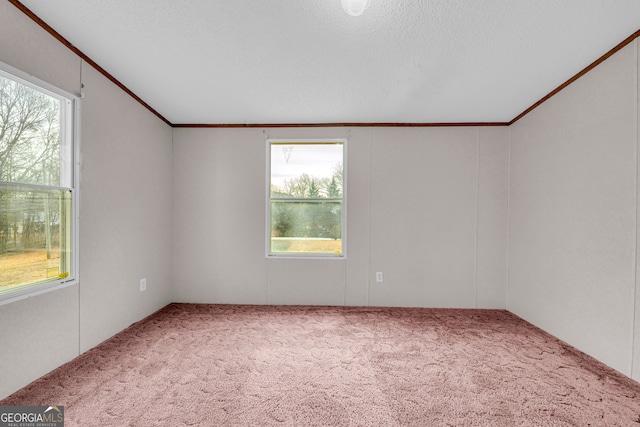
[{"x1": 2, "y1": 304, "x2": 640, "y2": 426}]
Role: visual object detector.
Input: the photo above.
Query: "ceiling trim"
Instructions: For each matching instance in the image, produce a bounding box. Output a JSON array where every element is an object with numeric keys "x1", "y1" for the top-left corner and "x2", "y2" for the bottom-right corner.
[
  {"x1": 172, "y1": 122, "x2": 510, "y2": 128},
  {"x1": 9, "y1": 1, "x2": 640, "y2": 129},
  {"x1": 509, "y1": 28, "x2": 640, "y2": 125},
  {"x1": 8, "y1": 0, "x2": 172, "y2": 126}
]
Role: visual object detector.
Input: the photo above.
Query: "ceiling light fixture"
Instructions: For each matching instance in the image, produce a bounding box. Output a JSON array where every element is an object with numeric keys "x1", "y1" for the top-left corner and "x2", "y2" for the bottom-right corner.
[{"x1": 341, "y1": 0, "x2": 371, "y2": 16}]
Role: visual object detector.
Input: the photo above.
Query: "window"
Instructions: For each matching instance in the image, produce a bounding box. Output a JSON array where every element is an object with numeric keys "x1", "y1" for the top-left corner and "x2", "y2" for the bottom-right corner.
[
  {"x1": 267, "y1": 139, "x2": 345, "y2": 257},
  {"x1": 0, "y1": 63, "x2": 78, "y2": 303}
]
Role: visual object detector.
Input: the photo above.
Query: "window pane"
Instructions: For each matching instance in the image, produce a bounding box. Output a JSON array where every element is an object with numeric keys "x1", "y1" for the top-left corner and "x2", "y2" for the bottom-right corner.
[
  {"x1": 270, "y1": 143, "x2": 343, "y2": 198},
  {"x1": 0, "y1": 75, "x2": 62, "y2": 187},
  {"x1": 0, "y1": 186, "x2": 72, "y2": 295},
  {"x1": 270, "y1": 200, "x2": 342, "y2": 254},
  {"x1": 268, "y1": 140, "x2": 345, "y2": 257}
]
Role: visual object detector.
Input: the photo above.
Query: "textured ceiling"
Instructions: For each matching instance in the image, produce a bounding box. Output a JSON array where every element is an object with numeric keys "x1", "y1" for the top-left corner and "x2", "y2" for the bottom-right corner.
[{"x1": 15, "y1": 0, "x2": 640, "y2": 125}]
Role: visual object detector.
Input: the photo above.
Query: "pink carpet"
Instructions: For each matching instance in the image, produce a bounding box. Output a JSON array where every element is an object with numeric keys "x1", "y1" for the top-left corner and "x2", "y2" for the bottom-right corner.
[{"x1": 3, "y1": 304, "x2": 640, "y2": 426}]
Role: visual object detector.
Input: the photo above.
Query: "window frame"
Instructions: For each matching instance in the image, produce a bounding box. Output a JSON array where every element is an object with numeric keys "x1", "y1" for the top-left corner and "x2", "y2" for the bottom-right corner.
[
  {"x1": 266, "y1": 138, "x2": 347, "y2": 259},
  {"x1": 0, "y1": 61, "x2": 80, "y2": 305}
]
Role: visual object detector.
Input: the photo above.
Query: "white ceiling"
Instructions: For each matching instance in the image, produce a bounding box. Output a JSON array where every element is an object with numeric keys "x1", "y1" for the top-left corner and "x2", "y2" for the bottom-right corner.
[{"x1": 17, "y1": 0, "x2": 640, "y2": 125}]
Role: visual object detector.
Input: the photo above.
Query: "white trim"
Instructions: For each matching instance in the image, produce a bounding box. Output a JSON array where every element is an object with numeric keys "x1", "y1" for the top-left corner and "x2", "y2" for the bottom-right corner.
[
  {"x1": 268, "y1": 138, "x2": 347, "y2": 144},
  {"x1": 72, "y1": 95, "x2": 81, "y2": 297},
  {"x1": 266, "y1": 254, "x2": 345, "y2": 260},
  {"x1": 0, "y1": 280, "x2": 77, "y2": 307},
  {"x1": 0, "y1": 182, "x2": 73, "y2": 192},
  {"x1": 0, "y1": 60, "x2": 80, "y2": 304},
  {"x1": 266, "y1": 138, "x2": 347, "y2": 259},
  {"x1": 0, "y1": 61, "x2": 78, "y2": 101},
  {"x1": 342, "y1": 137, "x2": 348, "y2": 258},
  {"x1": 265, "y1": 138, "x2": 272, "y2": 258}
]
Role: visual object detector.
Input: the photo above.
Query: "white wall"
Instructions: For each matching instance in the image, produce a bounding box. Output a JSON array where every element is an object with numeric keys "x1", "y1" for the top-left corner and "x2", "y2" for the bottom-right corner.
[
  {"x1": 508, "y1": 40, "x2": 639, "y2": 378},
  {"x1": 635, "y1": 42, "x2": 640, "y2": 380},
  {"x1": 78, "y1": 63, "x2": 174, "y2": 351},
  {"x1": 172, "y1": 126, "x2": 509, "y2": 309},
  {"x1": 0, "y1": 2, "x2": 174, "y2": 399},
  {"x1": 368, "y1": 127, "x2": 509, "y2": 308}
]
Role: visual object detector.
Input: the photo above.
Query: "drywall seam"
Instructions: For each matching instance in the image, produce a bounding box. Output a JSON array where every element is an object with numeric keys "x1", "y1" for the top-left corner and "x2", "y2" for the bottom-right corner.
[
  {"x1": 633, "y1": 39, "x2": 640, "y2": 378},
  {"x1": 473, "y1": 128, "x2": 480, "y2": 308},
  {"x1": 505, "y1": 125, "x2": 512, "y2": 310},
  {"x1": 366, "y1": 129, "x2": 373, "y2": 306}
]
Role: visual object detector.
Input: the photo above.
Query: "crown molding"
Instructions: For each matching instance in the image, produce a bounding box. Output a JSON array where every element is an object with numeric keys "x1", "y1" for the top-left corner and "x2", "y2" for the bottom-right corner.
[{"x1": 171, "y1": 122, "x2": 509, "y2": 128}]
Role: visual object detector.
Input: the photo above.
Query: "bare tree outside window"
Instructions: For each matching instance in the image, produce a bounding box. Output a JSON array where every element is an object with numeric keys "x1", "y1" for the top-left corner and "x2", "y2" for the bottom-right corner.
[
  {"x1": 268, "y1": 141, "x2": 345, "y2": 256},
  {"x1": 0, "y1": 73, "x2": 73, "y2": 295},
  {"x1": 0, "y1": 76, "x2": 61, "y2": 185}
]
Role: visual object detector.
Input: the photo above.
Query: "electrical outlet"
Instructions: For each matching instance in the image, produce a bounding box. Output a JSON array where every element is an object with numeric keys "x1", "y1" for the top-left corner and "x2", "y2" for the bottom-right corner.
[
  {"x1": 375, "y1": 272, "x2": 383, "y2": 283},
  {"x1": 140, "y1": 278, "x2": 147, "y2": 292}
]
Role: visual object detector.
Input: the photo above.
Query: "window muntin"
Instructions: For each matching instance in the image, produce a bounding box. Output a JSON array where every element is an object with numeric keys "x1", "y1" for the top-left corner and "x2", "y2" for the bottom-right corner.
[
  {"x1": 267, "y1": 140, "x2": 345, "y2": 257},
  {"x1": 0, "y1": 64, "x2": 77, "y2": 303}
]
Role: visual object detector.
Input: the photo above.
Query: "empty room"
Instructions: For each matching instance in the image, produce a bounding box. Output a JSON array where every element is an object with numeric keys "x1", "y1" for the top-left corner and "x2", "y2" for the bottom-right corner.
[{"x1": 1, "y1": 0, "x2": 640, "y2": 425}]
